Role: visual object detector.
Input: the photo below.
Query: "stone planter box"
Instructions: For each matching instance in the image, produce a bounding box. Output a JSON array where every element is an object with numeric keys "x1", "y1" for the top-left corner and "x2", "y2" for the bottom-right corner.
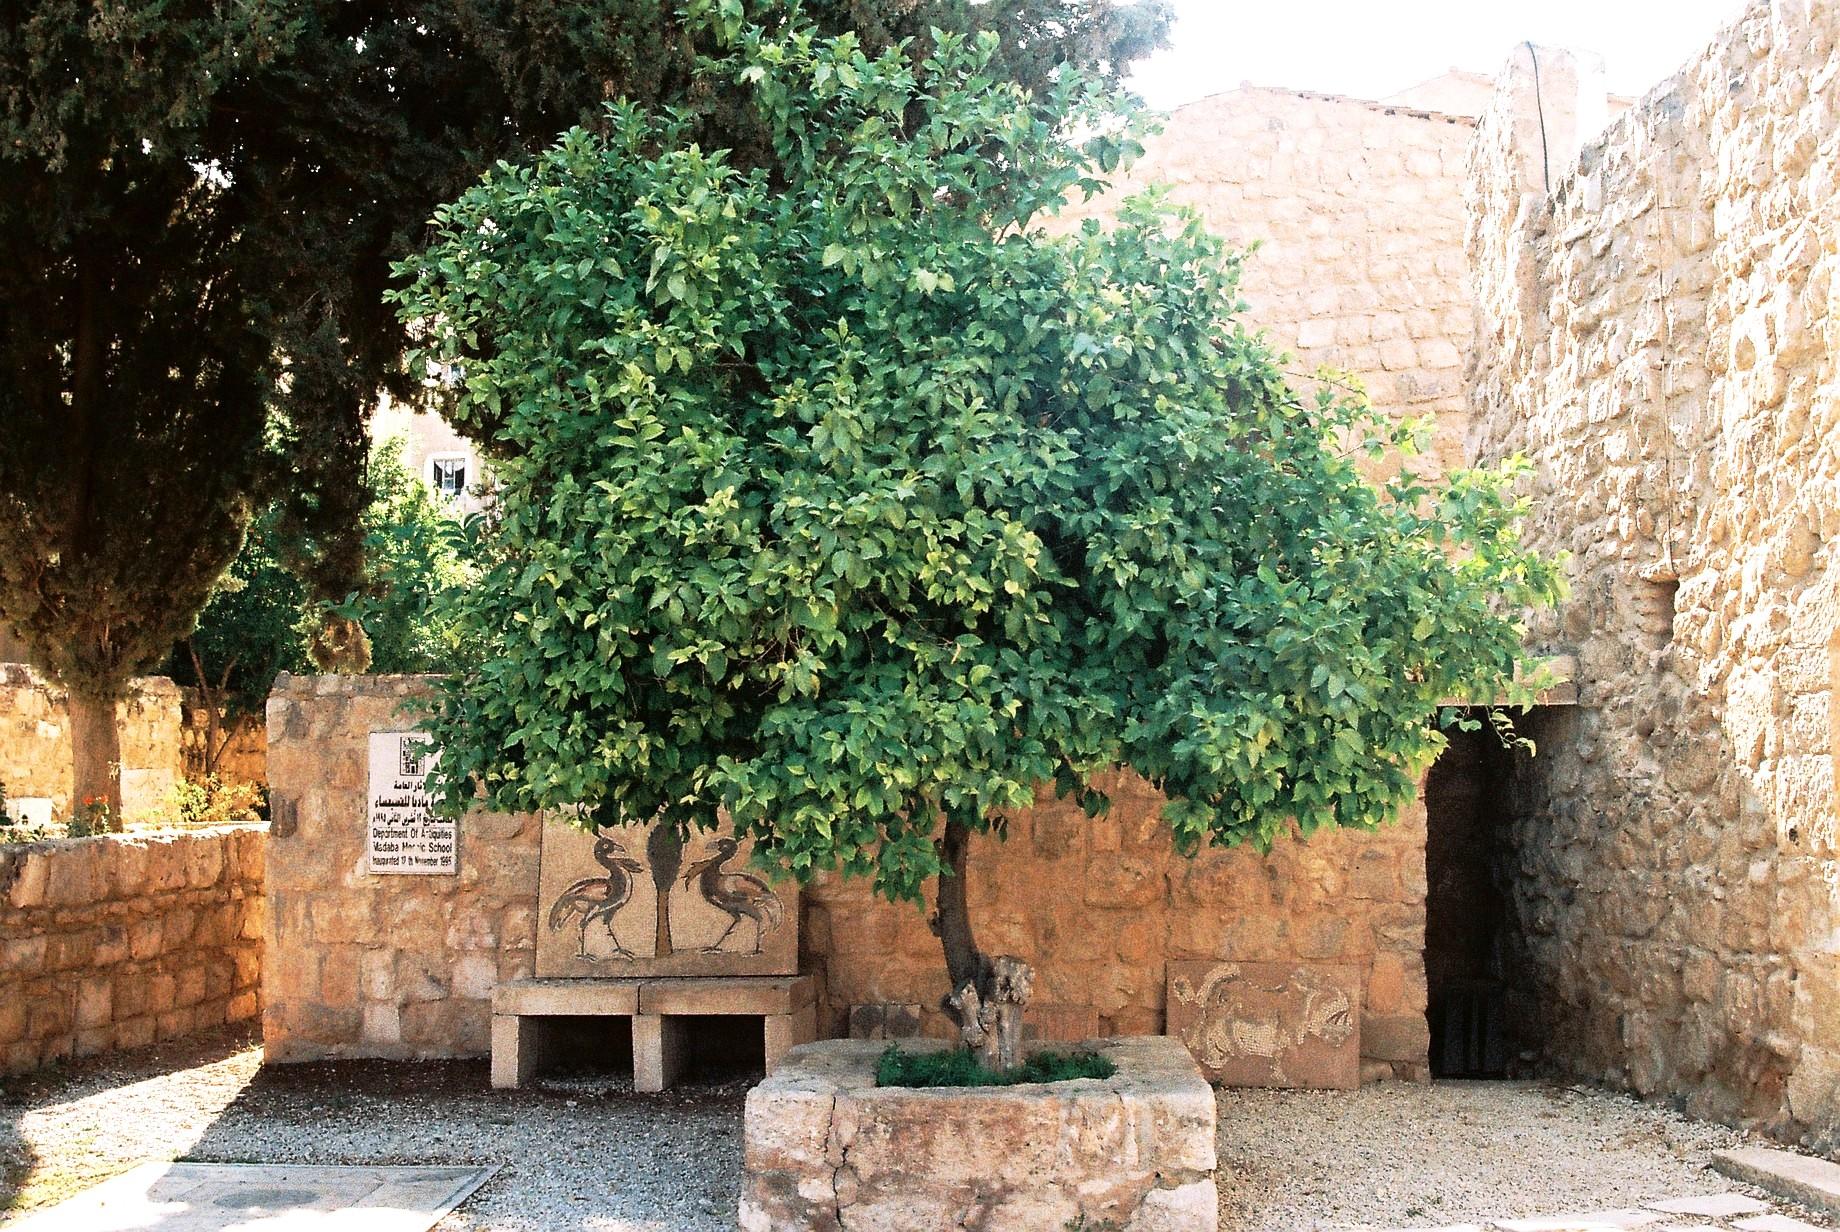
[{"x1": 740, "y1": 1035, "x2": 1217, "y2": 1231}]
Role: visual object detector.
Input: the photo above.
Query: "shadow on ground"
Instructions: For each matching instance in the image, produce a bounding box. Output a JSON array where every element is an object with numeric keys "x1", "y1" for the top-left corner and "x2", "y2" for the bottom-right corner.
[
  {"x1": 0, "y1": 1024, "x2": 749, "y2": 1231},
  {"x1": 0, "y1": 1026, "x2": 259, "y2": 1218}
]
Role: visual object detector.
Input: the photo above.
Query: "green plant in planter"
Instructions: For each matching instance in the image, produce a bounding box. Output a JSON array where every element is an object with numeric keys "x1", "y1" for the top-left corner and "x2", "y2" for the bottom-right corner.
[
  {"x1": 396, "y1": 6, "x2": 1562, "y2": 1070},
  {"x1": 875, "y1": 1044, "x2": 1116, "y2": 1088}
]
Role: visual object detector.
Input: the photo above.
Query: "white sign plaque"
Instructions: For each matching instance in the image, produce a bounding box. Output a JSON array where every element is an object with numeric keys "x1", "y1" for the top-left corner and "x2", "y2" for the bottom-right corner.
[{"x1": 366, "y1": 731, "x2": 456, "y2": 875}]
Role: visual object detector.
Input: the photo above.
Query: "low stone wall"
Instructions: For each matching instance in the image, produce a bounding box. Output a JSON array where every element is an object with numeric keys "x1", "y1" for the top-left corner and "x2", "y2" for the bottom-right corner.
[
  {"x1": 740, "y1": 1036, "x2": 1217, "y2": 1231},
  {"x1": 805, "y1": 773, "x2": 1429, "y2": 1080},
  {"x1": 0, "y1": 824, "x2": 266, "y2": 1072},
  {"x1": 0, "y1": 663, "x2": 186, "y2": 821},
  {"x1": 264, "y1": 675, "x2": 1431, "y2": 1080}
]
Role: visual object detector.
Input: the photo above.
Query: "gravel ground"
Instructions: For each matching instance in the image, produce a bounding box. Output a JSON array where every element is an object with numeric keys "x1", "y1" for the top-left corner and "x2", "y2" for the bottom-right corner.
[
  {"x1": 0, "y1": 1027, "x2": 743, "y2": 1230},
  {"x1": 0, "y1": 1028, "x2": 1826, "y2": 1231},
  {"x1": 1217, "y1": 1080, "x2": 1805, "y2": 1231}
]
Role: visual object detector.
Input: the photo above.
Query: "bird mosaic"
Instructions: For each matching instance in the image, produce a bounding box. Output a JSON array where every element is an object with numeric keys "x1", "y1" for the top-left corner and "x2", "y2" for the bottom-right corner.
[
  {"x1": 546, "y1": 831, "x2": 647, "y2": 961},
  {"x1": 538, "y1": 823, "x2": 790, "y2": 970},
  {"x1": 679, "y1": 836, "x2": 785, "y2": 955}
]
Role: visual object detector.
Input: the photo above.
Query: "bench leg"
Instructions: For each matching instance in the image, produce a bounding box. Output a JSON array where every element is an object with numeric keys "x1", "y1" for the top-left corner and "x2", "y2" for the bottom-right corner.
[
  {"x1": 633, "y1": 1013, "x2": 690, "y2": 1092},
  {"x1": 491, "y1": 1014, "x2": 544, "y2": 1089},
  {"x1": 764, "y1": 1005, "x2": 817, "y2": 1075}
]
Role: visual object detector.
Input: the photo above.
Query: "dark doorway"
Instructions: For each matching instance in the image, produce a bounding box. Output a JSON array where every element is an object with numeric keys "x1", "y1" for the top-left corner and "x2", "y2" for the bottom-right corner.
[{"x1": 1423, "y1": 720, "x2": 1517, "y2": 1077}]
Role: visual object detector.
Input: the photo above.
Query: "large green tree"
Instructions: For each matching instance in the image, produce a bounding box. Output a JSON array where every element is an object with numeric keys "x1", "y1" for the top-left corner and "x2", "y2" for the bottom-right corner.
[
  {"x1": 168, "y1": 440, "x2": 482, "y2": 776},
  {"x1": 0, "y1": 0, "x2": 1168, "y2": 817},
  {"x1": 398, "y1": 13, "x2": 1561, "y2": 1066}
]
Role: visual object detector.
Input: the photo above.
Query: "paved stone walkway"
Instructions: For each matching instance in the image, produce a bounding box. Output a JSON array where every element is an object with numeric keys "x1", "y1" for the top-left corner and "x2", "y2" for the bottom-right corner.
[
  {"x1": 1384, "y1": 1194, "x2": 1829, "y2": 1232},
  {"x1": 2, "y1": 1162, "x2": 495, "y2": 1232}
]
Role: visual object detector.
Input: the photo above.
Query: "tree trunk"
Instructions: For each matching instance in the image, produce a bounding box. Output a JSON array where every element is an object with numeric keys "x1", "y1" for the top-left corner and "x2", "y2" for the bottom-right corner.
[
  {"x1": 935, "y1": 816, "x2": 1034, "y2": 1070},
  {"x1": 186, "y1": 641, "x2": 240, "y2": 780},
  {"x1": 648, "y1": 823, "x2": 682, "y2": 957},
  {"x1": 67, "y1": 686, "x2": 122, "y2": 828}
]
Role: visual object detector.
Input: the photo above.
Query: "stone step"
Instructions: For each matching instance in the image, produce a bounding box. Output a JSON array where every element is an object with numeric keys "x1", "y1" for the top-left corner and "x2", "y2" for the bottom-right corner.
[{"x1": 1715, "y1": 1148, "x2": 1840, "y2": 1222}]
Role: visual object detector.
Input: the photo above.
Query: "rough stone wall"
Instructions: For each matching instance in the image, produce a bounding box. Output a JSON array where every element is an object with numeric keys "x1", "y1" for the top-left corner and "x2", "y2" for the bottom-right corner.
[
  {"x1": 0, "y1": 664, "x2": 185, "y2": 821},
  {"x1": 0, "y1": 824, "x2": 265, "y2": 1073},
  {"x1": 807, "y1": 773, "x2": 1429, "y2": 1080},
  {"x1": 264, "y1": 677, "x2": 1431, "y2": 1080},
  {"x1": 181, "y1": 703, "x2": 268, "y2": 787},
  {"x1": 1466, "y1": 5, "x2": 1840, "y2": 1144},
  {"x1": 1055, "y1": 85, "x2": 1477, "y2": 477},
  {"x1": 263, "y1": 675, "x2": 541, "y2": 1062}
]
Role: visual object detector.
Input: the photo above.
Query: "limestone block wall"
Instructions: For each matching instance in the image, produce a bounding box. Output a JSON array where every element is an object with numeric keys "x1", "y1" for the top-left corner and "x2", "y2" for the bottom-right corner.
[
  {"x1": 181, "y1": 702, "x2": 268, "y2": 787},
  {"x1": 263, "y1": 676, "x2": 1432, "y2": 1080},
  {"x1": 1465, "y1": 3, "x2": 1840, "y2": 1144},
  {"x1": 0, "y1": 664, "x2": 186, "y2": 821},
  {"x1": 0, "y1": 824, "x2": 265, "y2": 1073},
  {"x1": 1055, "y1": 85, "x2": 1477, "y2": 477},
  {"x1": 263, "y1": 675, "x2": 541, "y2": 1062},
  {"x1": 806, "y1": 772, "x2": 1430, "y2": 1081}
]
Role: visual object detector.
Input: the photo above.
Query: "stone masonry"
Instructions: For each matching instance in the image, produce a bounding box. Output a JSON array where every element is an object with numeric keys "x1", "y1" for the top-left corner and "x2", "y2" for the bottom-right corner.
[
  {"x1": 805, "y1": 773, "x2": 1430, "y2": 1081},
  {"x1": 265, "y1": 678, "x2": 1433, "y2": 1080},
  {"x1": 1466, "y1": 2, "x2": 1840, "y2": 1145},
  {"x1": 1056, "y1": 84, "x2": 1479, "y2": 478},
  {"x1": 0, "y1": 824, "x2": 265, "y2": 1073},
  {"x1": 263, "y1": 674, "x2": 541, "y2": 1062},
  {"x1": 740, "y1": 1036, "x2": 1217, "y2": 1232},
  {"x1": 0, "y1": 664, "x2": 186, "y2": 822}
]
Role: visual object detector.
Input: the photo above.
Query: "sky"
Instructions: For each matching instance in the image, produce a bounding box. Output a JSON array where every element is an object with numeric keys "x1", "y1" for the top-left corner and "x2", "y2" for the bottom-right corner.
[{"x1": 1126, "y1": 0, "x2": 1752, "y2": 111}]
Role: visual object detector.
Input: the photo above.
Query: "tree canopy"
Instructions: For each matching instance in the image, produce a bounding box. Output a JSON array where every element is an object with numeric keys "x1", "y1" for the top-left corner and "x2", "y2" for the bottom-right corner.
[
  {"x1": 397, "y1": 10, "x2": 1561, "y2": 1059},
  {"x1": 169, "y1": 439, "x2": 482, "y2": 725},
  {"x1": 0, "y1": 0, "x2": 1168, "y2": 812}
]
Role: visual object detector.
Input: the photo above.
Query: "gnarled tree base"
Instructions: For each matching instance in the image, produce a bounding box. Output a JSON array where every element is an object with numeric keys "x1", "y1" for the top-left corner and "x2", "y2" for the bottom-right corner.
[
  {"x1": 935, "y1": 816, "x2": 1036, "y2": 1070},
  {"x1": 946, "y1": 954, "x2": 1035, "y2": 1071}
]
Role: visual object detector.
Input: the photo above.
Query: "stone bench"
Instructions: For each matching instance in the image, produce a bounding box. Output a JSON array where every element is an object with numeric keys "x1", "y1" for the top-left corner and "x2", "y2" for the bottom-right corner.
[{"x1": 490, "y1": 974, "x2": 818, "y2": 1092}]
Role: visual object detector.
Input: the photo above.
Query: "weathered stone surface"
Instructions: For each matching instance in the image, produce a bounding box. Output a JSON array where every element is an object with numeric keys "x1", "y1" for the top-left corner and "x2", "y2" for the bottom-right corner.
[
  {"x1": 535, "y1": 817, "x2": 796, "y2": 978},
  {"x1": 740, "y1": 1037, "x2": 1216, "y2": 1232},
  {"x1": 488, "y1": 975, "x2": 818, "y2": 1090},
  {"x1": 1167, "y1": 960, "x2": 1361, "y2": 1088},
  {"x1": 1643, "y1": 1193, "x2": 1768, "y2": 1218},
  {"x1": 0, "y1": 664, "x2": 184, "y2": 822},
  {"x1": 1714, "y1": 1148, "x2": 1840, "y2": 1221},
  {"x1": 270, "y1": 679, "x2": 1435, "y2": 1078},
  {"x1": 0, "y1": 1160, "x2": 496, "y2": 1232},
  {"x1": 0, "y1": 825, "x2": 265, "y2": 1074},
  {"x1": 264, "y1": 675, "x2": 540, "y2": 1063},
  {"x1": 1466, "y1": 2, "x2": 1840, "y2": 1147}
]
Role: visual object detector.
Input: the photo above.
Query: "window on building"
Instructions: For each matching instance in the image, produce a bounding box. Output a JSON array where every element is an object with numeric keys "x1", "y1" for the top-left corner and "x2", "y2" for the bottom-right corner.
[{"x1": 428, "y1": 454, "x2": 468, "y2": 499}]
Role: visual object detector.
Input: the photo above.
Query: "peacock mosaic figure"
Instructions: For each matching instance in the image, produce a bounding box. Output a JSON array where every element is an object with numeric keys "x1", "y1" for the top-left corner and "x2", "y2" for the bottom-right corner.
[
  {"x1": 547, "y1": 831, "x2": 647, "y2": 960},
  {"x1": 680, "y1": 836, "x2": 784, "y2": 954}
]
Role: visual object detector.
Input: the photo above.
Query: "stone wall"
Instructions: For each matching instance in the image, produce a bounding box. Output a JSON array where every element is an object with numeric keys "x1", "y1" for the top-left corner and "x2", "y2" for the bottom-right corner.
[
  {"x1": 181, "y1": 702, "x2": 268, "y2": 787},
  {"x1": 263, "y1": 675, "x2": 541, "y2": 1062},
  {"x1": 0, "y1": 664, "x2": 186, "y2": 821},
  {"x1": 1465, "y1": 3, "x2": 1840, "y2": 1145},
  {"x1": 263, "y1": 676, "x2": 1432, "y2": 1080},
  {"x1": 806, "y1": 773, "x2": 1429, "y2": 1080},
  {"x1": 0, "y1": 824, "x2": 265, "y2": 1072},
  {"x1": 1056, "y1": 84, "x2": 1477, "y2": 477}
]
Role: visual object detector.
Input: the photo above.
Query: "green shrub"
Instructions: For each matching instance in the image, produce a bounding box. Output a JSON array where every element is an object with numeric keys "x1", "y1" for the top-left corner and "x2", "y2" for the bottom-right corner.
[{"x1": 874, "y1": 1044, "x2": 1115, "y2": 1089}]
